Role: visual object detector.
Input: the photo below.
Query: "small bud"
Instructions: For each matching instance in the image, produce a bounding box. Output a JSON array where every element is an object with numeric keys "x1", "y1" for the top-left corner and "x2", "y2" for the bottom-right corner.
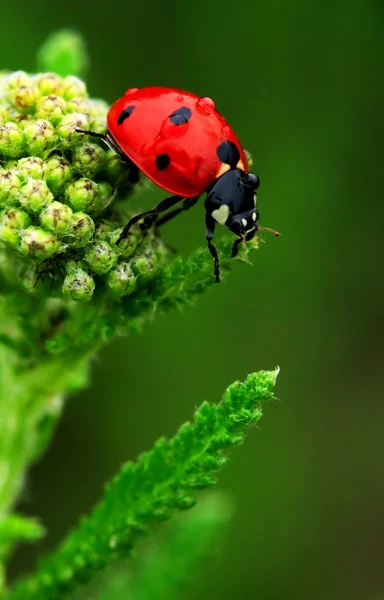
[
  {"x1": 132, "y1": 254, "x2": 155, "y2": 277},
  {"x1": 71, "y1": 142, "x2": 104, "y2": 178},
  {"x1": 4, "y1": 71, "x2": 32, "y2": 92},
  {"x1": 0, "y1": 123, "x2": 25, "y2": 158},
  {"x1": 36, "y1": 95, "x2": 66, "y2": 125},
  {"x1": 88, "y1": 99, "x2": 109, "y2": 119},
  {"x1": 0, "y1": 170, "x2": 22, "y2": 205},
  {"x1": 63, "y1": 76, "x2": 87, "y2": 100},
  {"x1": 91, "y1": 181, "x2": 114, "y2": 216},
  {"x1": 12, "y1": 86, "x2": 40, "y2": 114},
  {"x1": 87, "y1": 116, "x2": 106, "y2": 135},
  {"x1": 70, "y1": 212, "x2": 95, "y2": 247},
  {"x1": 106, "y1": 262, "x2": 136, "y2": 297},
  {"x1": 17, "y1": 157, "x2": 45, "y2": 181},
  {"x1": 64, "y1": 178, "x2": 98, "y2": 212},
  {"x1": 24, "y1": 119, "x2": 56, "y2": 158},
  {"x1": 65, "y1": 97, "x2": 89, "y2": 116},
  {"x1": 20, "y1": 226, "x2": 60, "y2": 259},
  {"x1": 84, "y1": 241, "x2": 118, "y2": 275},
  {"x1": 19, "y1": 180, "x2": 54, "y2": 214},
  {"x1": 34, "y1": 73, "x2": 65, "y2": 97},
  {"x1": 55, "y1": 112, "x2": 88, "y2": 148},
  {"x1": 45, "y1": 155, "x2": 72, "y2": 195},
  {"x1": 40, "y1": 201, "x2": 73, "y2": 235},
  {"x1": 0, "y1": 107, "x2": 9, "y2": 125},
  {"x1": 0, "y1": 208, "x2": 31, "y2": 247},
  {"x1": 62, "y1": 260, "x2": 95, "y2": 301},
  {"x1": 103, "y1": 150, "x2": 126, "y2": 181}
]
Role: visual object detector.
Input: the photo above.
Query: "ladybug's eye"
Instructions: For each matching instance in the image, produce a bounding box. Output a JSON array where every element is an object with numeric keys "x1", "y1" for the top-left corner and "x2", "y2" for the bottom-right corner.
[{"x1": 248, "y1": 173, "x2": 260, "y2": 190}]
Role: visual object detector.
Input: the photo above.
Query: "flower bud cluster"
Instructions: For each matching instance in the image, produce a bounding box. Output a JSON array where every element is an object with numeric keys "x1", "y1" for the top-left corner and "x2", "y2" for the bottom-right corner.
[{"x1": 0, "y1": 71, "x2": 169, "y2": 301}]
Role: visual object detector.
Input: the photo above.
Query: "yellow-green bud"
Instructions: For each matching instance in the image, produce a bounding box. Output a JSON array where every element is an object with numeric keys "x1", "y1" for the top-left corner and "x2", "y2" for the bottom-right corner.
[
  {"x1": 133, "y1": 254, "x2": 155, "y2": 277},
  {"x1": 0, "y1": 170, "x2": 22, "y2": 205},
  {"x1": 72, "y1": 142, "x2": 104, "y2": 178},
  {"x1": 34, "y1": 73, "x2": 65, "y2": 97},
  {"x1": 91, "y1": 181, "x2": 113, "y2": 216},
  {"x1": 0, "y1": 208, "x2": 31, "y2": 247},
  {"x1": 103, "y1": 150, "x2": 125, "y2": 181},
  {"x1": 40, "y1": 201, "x2": 73, "y2": 235},
  {"x1": 70, "y1": 212, "x2": 95, "y2": 247},
  {"x1": 55, "y1": 112, "x2": 88, "y2": 148},
  {"x1": 62, "y1": 260, "x2": 95, "y2": 301},
  {"x1": 36, "y1": 95, "x2": 66, "y2": 125},
  {"x1": 12, "y1": 86, "x2": 40, "y2": 114},
  {"x1": 84, "y1": 241, "x2": 118, "y2": 275},
  {"x1": 24, "y1": 119, "x2": 56, "y2": 158},
  {"x1": 106, "y1": 262, "x2": 136, "y2": 297},
  {"x1": 0, "y1": 122, "x2": 25, "y2": 158},
  {"x1": 65, "y1": 97, "x2": 89, "y2": 116},
  {"x1": 19, "y1": 226, "x2": 60, "y2": 259},
  {"x1": 0, "y1": 107, "x2": 10, "y2": 125},
  {"x1": 19, "y1": 180, "x2": 54, "y2": 214},
  {"x1": 4, "y1": 71, "x2": 32, "y2": 92},
  {"x1": 65, "y1": 178, "x2": 98, "y2": 212},
  {"x1": 17, "y1": 157, "x2": 45, "y2": 181},
  {"x1": 45, "y1": 155, "x2": 72, "y2": 195},
  {"x1": 63, "y1": 76, "x2": 87, "y2": 100}
]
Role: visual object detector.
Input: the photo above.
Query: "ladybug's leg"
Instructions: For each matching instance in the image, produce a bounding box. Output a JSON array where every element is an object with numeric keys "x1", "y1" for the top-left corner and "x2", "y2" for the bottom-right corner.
[
  {"x1": 231, "y1": 229, "x2": 256, "y2": 258},
  {"x1": 116, "y1": 195, "x2": 184, "y2": 245},
  {"x1": 150, "y1": 195, "x2": 200, "y2": 230},
  {"x1": 205, "y1": 213, "x2": 220, "y2": 283}
]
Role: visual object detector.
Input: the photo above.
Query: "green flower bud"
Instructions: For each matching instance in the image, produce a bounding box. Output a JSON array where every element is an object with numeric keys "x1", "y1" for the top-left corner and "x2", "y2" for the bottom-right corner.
[
  {"x1": 0, "y1": 107, "x2": 9, "y2": 125},
  {"x1": 55, "y1": 112, "x2": 88, "y2": 148},
  {"x1": 0, "y1": 208, "x2": 31, "y2": 247},
  {"x1": 19, "y1": 226, "x2": 60, "y2": 259},
  {"x1": 244, "y1": 149, "x2": 253, "y2": 169},
  {"x1": 17, "y1": 157, "x2": 45, "y2": 181},
  {"x1": 45, "y1": 155, "x2": 72, "y2": 194},
  {"x1": 88, "y1": 99, "x2": 108, "y2": 119},
  {"x1": 64, "y1": 178, "x2": 98, "y2": 212},
  {"x1": 24, "y1": 119, "x2": 56, "y2": 158},
  {"x1": 3, "y1": 160, "x2": 18, "y2": 169},
  {"x1": 19, "y1": 180, "x2": 54, "y2": 214},
  {"x1": 103, "y1": 150, "x2": 125, "y2": 181},
  {"x1": 0, "y1": 170, "x2": 22, "y2": 205},
  {"x1": 62, "y1": 260, "x2": 95, "y2": 301},
  {"x1": 94, "y1": 219, "x2": 114, "y2": 240},
  {"x1": 12, "y1": 86, "x2": 40, "y2": 114},
  {"x1": 0, "y1": 122, "x2": 25, "y2": 158},
  {"x1": 34, "y1": 73, "x2": 65, "y2": 97},
  {"x1": 65, "y1": 97, "x2": 89, "y2": 116},
  {"x1": 84, "y1": 240, "x2": 117, "y2": 275},
  {"x1": 40, "y1": 201, "x2": 73, "y2": 235},
  {"x1": 106, "y1": 262, "x2": 136, "y2": 297},
  {"x1": 87, "y1": 116, "x2": 106, "y2": 135},
  {"x1": 91, "y1": 181, "x2": 114, "y2": 216},
  {"x1": 4, "y1": 71, "x2": 32, "y2": 92},
  {"x1": 71, "y1": 142, "x2": 104, "y2": 178},
  {"x1": 70, "y1": 211, "x2": 95, "y2": 247},
  {"x1": 36, "y1": 95, "x2": 66, "y2": 125},
  {"x1": 132, "y1": 254, "x2": 155, "y2": 277},
  {"x1": 63, "y1": 76, "x2": 87, "y2": 100}
]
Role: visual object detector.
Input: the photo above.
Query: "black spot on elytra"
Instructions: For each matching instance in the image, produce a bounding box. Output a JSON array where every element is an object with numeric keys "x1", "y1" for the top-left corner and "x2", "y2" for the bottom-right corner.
[
  {"x1": 216, "y1": 141, "x2": 240, "y2": 168},
  {"x1": 169, "y1": 106, "x2": 192, "y2": 125},
  {"x1": 156, "y1": 154, "x2": 171, "y2": 170},
  {"x1": 117, "y1": 105, "x2": 135, "y2": 125}
]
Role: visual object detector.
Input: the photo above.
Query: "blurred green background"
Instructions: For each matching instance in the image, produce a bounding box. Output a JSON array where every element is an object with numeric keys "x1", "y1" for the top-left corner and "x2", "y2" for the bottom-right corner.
[{"x1": 3, "y1": 0, "x2": 384, "y2": 598}]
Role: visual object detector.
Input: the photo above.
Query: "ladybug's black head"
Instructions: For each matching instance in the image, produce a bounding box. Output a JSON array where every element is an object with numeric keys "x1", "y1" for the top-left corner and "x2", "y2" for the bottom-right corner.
[{"x1": 205, "y1": 169, "x2": 261, "y2": 238}]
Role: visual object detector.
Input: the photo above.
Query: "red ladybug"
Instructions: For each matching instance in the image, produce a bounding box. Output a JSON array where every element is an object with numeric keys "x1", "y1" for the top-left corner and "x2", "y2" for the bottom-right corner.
[{"x1": 76, "y1": 87, "x2": 279, "y2": 282}]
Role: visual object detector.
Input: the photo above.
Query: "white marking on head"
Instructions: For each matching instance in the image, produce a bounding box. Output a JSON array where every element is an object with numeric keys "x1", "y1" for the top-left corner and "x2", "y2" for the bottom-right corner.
[
  {"x1": 242, "y1": 218, "x2": 247, "y2": 228},
  {"x1": 254, "y1": 193, "x2": 257, "y2": 205},
  {"x1": 252, "y1": 211, "x2": 257, "y2": 221},
  {"x1": 211, "y1": 204, "x2": 230, "y2": 225}
]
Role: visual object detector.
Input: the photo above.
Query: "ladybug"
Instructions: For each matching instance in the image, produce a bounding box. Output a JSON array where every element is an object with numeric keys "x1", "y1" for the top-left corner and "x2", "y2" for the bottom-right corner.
[{"x1": 76, "y1": 87, "x2": 279, "y2": 282}]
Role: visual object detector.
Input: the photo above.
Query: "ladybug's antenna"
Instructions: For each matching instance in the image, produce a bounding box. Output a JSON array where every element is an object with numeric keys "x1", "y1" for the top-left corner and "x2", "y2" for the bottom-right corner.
[{"x1": 258, "y1": 225, "x2": 281, "y2": 237}]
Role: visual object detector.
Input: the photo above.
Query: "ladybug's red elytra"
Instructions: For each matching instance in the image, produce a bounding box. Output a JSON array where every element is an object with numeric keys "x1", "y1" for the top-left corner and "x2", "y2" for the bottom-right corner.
[{"x1": 76, "y1": 86, "x2": 279, "y2": 282}]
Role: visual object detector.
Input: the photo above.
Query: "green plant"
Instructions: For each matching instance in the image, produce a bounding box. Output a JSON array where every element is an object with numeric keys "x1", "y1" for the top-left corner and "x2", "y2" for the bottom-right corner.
[{"x1": 0, "y1": 30, "x2": 279, "y2": 600}]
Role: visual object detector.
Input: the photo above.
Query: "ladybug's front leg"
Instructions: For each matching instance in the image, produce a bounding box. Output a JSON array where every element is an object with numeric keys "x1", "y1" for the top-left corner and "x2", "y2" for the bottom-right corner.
[
  {"x1": 205, "y1": 213, "x2": 220, "y2": 283},
  {"x1": 116, "y1": 195, "x2": 184, "y2": 245}
]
